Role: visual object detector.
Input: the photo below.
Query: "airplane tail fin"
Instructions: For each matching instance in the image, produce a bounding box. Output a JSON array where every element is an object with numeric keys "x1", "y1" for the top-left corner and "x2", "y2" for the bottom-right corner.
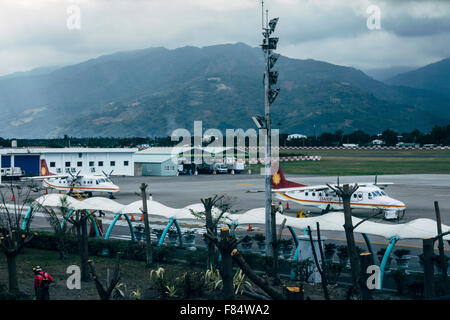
[
  {"x1": 40, "y1": 159, "x2": 55, "y2": 176},
  {"x1": 271, "y1": 166, "x2": 307, "y2": 189}
]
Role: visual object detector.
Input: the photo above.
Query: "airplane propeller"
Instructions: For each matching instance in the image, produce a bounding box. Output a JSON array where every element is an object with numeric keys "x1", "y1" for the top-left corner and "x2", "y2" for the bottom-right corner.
[
  {"x1": 102, "y1": 170, "x2": 114, "y2": 178},
  {"x1": 102, "y1": 170, "x2": 116, "y2": 199},
  {"x1": 67, "y1": 170, "x2": 82, "y2": 194}
]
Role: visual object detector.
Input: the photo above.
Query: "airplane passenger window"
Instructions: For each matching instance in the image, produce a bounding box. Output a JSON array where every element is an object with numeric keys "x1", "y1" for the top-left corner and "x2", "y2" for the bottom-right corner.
[
  {"x1": 353, "y1": 194, "x2": 357, "y2": 198},
  {"x1": 312, "y1": 192, "x2": 316, "y2": 197},
  {"x1": 358, "y1": 193, "x2": 363, "y2": 199},
  {"x1": 305, "y1": 192, "x2": 308, "y2": 196}
]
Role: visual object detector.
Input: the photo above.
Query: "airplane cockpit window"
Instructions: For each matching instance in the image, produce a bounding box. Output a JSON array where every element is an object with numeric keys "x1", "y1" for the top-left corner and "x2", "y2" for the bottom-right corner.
[{"x1": 380, "y1": 191, "x2": 386, "y2": 196}]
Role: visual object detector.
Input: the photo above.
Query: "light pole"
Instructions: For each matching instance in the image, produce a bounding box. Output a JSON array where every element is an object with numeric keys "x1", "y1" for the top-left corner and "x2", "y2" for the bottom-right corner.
[{"x1": 260, "y1": 1, "x2": 280, "y2": 259}]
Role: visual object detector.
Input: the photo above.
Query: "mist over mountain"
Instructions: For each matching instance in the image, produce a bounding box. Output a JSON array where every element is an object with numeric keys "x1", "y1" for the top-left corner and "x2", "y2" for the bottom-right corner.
[
  {"x1": 385, "y1": 58, "x2": 450, "y2": 99},
  {"x1": 362, "y1": 66, "x2": 417, "y2": 82},
  {"x1": 0, "y1": 43, "x2": 448, "y2": 138}
]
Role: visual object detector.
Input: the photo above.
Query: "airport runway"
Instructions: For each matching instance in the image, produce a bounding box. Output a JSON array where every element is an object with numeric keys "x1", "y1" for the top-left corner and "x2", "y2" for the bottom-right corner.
[
  {"x1": 110, "y1": 173, "x2": 450, "y2": 224},
  {"x1": 107, "y1": 173, "x2": 450, "y2": 267}
]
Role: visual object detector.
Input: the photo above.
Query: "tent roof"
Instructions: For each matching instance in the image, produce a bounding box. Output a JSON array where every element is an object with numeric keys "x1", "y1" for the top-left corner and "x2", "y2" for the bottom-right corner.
[{"x1": 32, "y1": 195, "x2": 450, "y2": 241}]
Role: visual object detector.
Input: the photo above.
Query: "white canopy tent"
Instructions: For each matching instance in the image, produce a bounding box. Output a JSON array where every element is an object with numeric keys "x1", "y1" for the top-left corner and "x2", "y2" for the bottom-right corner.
[{"x1": 31, "y1": 194, "x2": 450, "y2": 241}]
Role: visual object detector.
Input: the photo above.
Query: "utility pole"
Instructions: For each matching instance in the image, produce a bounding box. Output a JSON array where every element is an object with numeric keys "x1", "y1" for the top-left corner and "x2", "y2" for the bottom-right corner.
[{"x1": 260, "y1": 1, "x2": 280, "y2": 262}]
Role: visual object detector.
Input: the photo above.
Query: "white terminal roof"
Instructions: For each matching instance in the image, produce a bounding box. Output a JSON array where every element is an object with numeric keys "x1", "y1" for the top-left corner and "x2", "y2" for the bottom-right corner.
[
  {"x1": 0, "y1": 147, "x2": 138, "y2": 154},
  {"x1": 136, "y1": 146, "x2": 246, "y2": 155},
  {"x1": 31, "y1": 194, "x2": 450, "y2": 241}
]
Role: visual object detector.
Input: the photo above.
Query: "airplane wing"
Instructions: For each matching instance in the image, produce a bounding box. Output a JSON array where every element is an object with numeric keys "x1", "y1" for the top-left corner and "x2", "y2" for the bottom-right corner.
[
  {"x1": 272, "y1": 185, "x2": 330, "y2": 193},
  {"x1": 357, "y1": 182, "x2": 394, "y2": 188},
  {"x1": 21, "y1": 174, "x2": 70, "y2": 181}
]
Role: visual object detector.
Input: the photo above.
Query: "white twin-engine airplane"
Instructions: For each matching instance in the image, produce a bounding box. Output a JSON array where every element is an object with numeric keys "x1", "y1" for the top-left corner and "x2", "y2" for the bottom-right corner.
[
  {"x1": 24, "y1": 160, "x2": 120, "y2": 198},
  {"x1": 272, "y1": 167, "x2": 406, "y2": 220}
]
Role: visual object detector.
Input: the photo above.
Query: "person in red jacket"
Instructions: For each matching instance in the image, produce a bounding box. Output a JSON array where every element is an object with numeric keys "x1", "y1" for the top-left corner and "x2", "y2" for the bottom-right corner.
[{"x1": 33, "y1": 266, "x2": 54, "y2": 300}]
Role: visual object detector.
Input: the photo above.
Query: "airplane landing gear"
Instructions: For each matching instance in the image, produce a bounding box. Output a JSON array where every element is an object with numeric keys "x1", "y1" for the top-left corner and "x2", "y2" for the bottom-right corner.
[
  {"x1": 108, "y1": 193, "x2": 115, "y2": 199},
  {"x1": 321, "y1": 204, "x2": 331, "y2": 214}
]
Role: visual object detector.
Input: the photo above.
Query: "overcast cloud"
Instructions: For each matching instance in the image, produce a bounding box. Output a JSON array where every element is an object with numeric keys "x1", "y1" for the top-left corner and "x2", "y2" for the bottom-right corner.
[{"x1": 0, "y1": 0, "x2": 449, "y2": 76}]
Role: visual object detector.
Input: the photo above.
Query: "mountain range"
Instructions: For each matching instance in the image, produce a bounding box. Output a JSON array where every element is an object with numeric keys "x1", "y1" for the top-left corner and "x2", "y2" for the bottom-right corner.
[{"x1": 0, "y1": 42, "x2": 449, "y2": 138}]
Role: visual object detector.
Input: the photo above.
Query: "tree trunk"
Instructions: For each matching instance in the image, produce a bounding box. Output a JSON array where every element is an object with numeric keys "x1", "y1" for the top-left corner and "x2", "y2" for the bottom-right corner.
[
  {"x1": 423, "y1": 238, "x2": 435, "y2": 299},
  {"x1": 204, "y1": 202, "x2": 217, "y2": 268},
  {"x1": 140, "y1": 183, "x2": 153, "y2": 268},
  {"x1": 341, "y1": 185, "x2": 362, "y2": 295},
  {"x1": 6, "y1": 253, "x2": 18, "y2": 292},
  {"x1": 359, "y1": 253, "x2": 373, "y2": 300},
  {"x1": 231, "y1": 249, "x2": 285, "y2": 300},
  {"x1": 80, "y1": 217, "x2": 90, "y2": 282},
  {"x1": 221, "y1": 252, "x2": 234, "y2": 300},
  {"x1": 434, "y1": 201, "x2": 448, "y2": 293}
]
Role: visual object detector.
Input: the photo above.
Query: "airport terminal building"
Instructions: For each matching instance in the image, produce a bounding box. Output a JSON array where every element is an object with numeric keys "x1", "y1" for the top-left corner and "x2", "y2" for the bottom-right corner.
[{"x1": 0, "y1": 147, "x2": 137, "y2": 177}]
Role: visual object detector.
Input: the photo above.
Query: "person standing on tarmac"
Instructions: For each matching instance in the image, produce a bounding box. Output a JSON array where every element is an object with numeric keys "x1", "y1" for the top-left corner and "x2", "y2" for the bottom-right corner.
[{"x1": 33, "y1": 266, "x2": 54, "y2": 300}]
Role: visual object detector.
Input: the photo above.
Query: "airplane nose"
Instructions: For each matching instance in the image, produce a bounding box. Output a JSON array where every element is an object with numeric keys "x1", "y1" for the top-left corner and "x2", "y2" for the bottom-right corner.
[{"x1": 393, "y1": 199, "x2": 406, "y2": 208}]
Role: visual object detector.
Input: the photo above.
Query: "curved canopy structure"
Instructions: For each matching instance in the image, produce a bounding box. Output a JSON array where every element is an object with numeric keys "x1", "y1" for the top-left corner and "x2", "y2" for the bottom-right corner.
[{"x1": 32, "y1": 194, "x2": 450, "y2": 241}]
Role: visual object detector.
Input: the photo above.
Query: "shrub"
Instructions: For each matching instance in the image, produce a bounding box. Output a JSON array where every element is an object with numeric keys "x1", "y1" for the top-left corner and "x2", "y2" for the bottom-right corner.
[
  {"x1": 336, "y1": 245, "x2": 349, "y2": 262},
  {"x1": 184, "y1": 249, "x2": 208, "y2": 267},
  {"x1": 393, "y1": 249, "x2": 410, "y2": 259},
  {"x1": 253, "y1": 233, "x2": 265, "y2": 242},
  {"x1": 152, "y1": 246, "x2": 176, "y2": 263},
  {"x1": 0, "y1": 283, "x2": 32, "y2": 300},
  {"x1": 177, "y1": 271, "x2": 206, "y2": 298},
  {"x1": 324, "y1": 243, "x2": 337, "y2": 254},
  {"x1": 391, "y1": 270, "x2": 408, "y2": 295}
]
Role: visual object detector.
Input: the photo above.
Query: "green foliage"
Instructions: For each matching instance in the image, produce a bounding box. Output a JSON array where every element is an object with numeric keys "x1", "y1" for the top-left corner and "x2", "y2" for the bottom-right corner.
[
  {"x1": 393, "y1": 249, "x2": 411, "y2": 259},
  {"x1": 0, "y1": 283, "x2": 32, "y2": 300},
  {"x1": 391, "y1": 270, "x2": 408, "y2": 295},
  {"x1": 177, "y1": 271, "x2": 206, "y2": 298},
  {"x1": 233, "y1": 269, "x2": 252, "y2": 296},
  {"x1": 324, "y1": 242, "x2": 337, "y2": 254},
  {"x1": 325, "y1": 262, "x2": 343, "y2": 285},
  {"x1": 291, "y1": 258, "x2": 316, "y2": 283},
  {"x1": 184, "y1": 249, "x2": 208, "y2": 267},
  {"x1": 336, "y1": 245, "x2": 349, "y2": 262},
  {"x1": 26, "y1": 231, "x2": 176, "y2": 263},
  {"x1": 205, "y1": 265, "x2": 223, "y2": 291},
  {"x1": 253, "y1": 233, "x2": 265, "y2": 242}
]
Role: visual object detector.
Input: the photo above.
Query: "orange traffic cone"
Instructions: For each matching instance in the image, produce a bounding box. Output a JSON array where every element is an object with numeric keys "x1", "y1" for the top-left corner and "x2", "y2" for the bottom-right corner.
[
  {"x1": 130, "y1": 214, "x2": 135, "y2": 222},
  {"x1": 11, "y1": 194, "x2": 14, "y2": 201},
  {"x1": 45, "y1": 189, "x2": 48, "y2": 195},
  {"x1": 58, "y1": 190, "x2": 62, "y2": 194},
  {"x1": 118, "y1": 215, "x2": 122, "y2": 220},
  {"x1": 286, "y1": 201, "x2": 290, "y2": 210},
  {"x1": 247, "y1": 224, "x2": 253, "y2": 231}
]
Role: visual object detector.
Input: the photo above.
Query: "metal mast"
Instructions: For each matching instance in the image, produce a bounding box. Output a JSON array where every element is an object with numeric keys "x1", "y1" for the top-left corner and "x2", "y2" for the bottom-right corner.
[{"x1": 261, "y1": 1, "x2": 280, "y2": 258}]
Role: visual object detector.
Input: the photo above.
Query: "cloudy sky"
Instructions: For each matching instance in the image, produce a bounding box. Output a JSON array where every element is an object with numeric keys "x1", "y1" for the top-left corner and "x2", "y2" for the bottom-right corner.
[{"x1": 1, "y1": 0, "x2": 449, "y2": 76}]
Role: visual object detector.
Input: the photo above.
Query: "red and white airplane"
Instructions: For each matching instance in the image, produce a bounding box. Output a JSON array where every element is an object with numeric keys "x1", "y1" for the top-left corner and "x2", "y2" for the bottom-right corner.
[
  {"x1": 271, "y1": 167, "x2": 406, "y2": 220},
  {"x1": 24, "y1": 160, "x2": 120, "y2": 198}
]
